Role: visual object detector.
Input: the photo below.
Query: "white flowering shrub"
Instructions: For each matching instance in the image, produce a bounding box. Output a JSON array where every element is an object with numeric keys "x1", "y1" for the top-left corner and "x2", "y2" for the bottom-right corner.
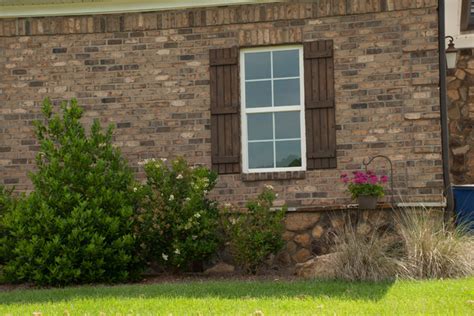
[
  {"x1": 222, "y1": 186, "x2": 286, "y2": 274},
  {"x1": 136, "y1": 157, "x2": 220, "y2": 271}
]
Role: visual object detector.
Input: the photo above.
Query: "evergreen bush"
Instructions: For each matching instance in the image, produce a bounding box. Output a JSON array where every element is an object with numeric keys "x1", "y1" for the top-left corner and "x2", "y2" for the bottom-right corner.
[{"x1": 0, "y1": 98, "x2": 141, "y2": 285}]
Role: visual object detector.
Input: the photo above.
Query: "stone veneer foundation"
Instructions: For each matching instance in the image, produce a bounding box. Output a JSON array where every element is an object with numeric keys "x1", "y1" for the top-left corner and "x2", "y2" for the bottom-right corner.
[{"x1": 447, "y1": 48, "x2": 474, "y2": 184}]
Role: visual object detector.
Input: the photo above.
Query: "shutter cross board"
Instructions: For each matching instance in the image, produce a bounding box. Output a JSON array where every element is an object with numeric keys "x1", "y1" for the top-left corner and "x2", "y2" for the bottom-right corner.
[
  {"x1": 209, "y1": 47, "x2": 241, "y2": 174},
  {"x1": 304, "y1": 40, "x2": 337, "y2": 170}
]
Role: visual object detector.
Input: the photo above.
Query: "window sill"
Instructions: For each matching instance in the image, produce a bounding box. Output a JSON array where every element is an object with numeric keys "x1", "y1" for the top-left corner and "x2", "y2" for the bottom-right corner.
[{"x1": 241, "y1": 171, "x2": 306, "y2": 182}]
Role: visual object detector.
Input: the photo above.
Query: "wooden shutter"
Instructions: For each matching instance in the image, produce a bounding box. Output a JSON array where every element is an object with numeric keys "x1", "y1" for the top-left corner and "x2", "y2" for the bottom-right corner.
[
  {"x1": 304, "y1": 40, "x2": 337, "y2": 170},
  {"x1": 209, "y1": 47, "x2": 241, "y2": 174}
]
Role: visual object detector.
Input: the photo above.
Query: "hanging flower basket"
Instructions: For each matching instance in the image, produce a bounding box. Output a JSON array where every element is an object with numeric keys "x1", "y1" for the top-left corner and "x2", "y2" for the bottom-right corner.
[
  {"x1": 357, "y1": 195, "x2": 378, "y2": 210},
  {"x1": 341, "y1": 171, "x2": 388, "y2": 210}
]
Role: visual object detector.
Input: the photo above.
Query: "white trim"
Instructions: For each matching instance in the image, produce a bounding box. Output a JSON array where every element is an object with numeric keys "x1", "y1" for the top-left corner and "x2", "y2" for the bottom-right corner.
[
  {"x1": 241, "y1": 45, "x2": 306, "y2": 174},
  {"x1": 445, "y1": 0, "x2": 474, "y2": 49},
  {"x1": 0, "y1": 0, "x2": 275, "y2": 18},
  {"x1": 396, "y1": 202, "x2": 446, "y2": 208}
]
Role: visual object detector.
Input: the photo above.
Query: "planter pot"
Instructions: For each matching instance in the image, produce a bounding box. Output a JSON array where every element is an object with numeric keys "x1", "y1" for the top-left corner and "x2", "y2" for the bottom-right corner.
[{"x1": 357, "y1": 195, "x2": 378, "y2": 210}]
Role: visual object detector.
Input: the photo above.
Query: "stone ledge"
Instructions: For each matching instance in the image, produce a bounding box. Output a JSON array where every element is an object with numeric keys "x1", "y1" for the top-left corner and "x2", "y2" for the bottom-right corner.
[{"x1": 241, "y1": 171, "x2": 306, "y2": 182}]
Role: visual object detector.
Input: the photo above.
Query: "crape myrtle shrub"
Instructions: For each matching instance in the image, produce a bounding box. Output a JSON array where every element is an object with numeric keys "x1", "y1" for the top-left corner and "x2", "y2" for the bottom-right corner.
[
  {"x1": 222, "y1": 186, "x2": 286, "y2": 274},
  {"x1": 0, "y1": 98, "x2": 141, "y2": 285},
  {"x1": 136, "y1": 157, "x2": 220, "y2": 271}
]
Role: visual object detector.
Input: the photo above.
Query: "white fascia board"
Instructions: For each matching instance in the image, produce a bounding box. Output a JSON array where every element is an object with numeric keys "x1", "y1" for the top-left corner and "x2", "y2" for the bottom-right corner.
[{"x1": 0, "y1": 0, "x2": 276, "y2": 18}]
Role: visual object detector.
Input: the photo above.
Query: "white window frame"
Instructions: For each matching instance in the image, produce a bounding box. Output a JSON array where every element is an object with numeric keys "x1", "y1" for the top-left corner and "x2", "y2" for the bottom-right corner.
[{"x1": 241, "y1": 45, "x2": 306, "y2": 174}]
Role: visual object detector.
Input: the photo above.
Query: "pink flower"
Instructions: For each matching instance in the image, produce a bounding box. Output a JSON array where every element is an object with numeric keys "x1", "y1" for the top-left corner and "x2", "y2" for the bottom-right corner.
[
  {"x1": 368, "y1": 175, "x2": 378, "y2": 185},
  {"x1": 380, "y1": 175, "x2": 389, "y2": 183},
  {"x1": 340, "y1": 174, "x2": 349, "y2": 183}
]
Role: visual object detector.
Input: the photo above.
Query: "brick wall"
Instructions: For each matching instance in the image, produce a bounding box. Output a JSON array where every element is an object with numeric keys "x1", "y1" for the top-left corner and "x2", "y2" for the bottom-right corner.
[
  {"x1": 0, "y1": 0, "x2": 444, "y2": 208},
  {"x1": 448, "y1": 48, "x2": 474, "y2": 184}
]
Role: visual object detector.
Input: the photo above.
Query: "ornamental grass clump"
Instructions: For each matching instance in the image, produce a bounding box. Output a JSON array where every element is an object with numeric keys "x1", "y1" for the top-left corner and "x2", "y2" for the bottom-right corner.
[
  {"x1": 331, "y1": 216, "x2": 404, "y2": 282},
  {"x1": 396, "y1": 209, "x2": 473, "y2": 279},
  {"x1": 136, "y1": 157, "x2": 220, "y2": 271},
  {"x1": 341, "y1": 171, "x2": 388, "y2": 200},
  {"x1": 0, "y1": 98, "x2": 141, "y2": 286}
]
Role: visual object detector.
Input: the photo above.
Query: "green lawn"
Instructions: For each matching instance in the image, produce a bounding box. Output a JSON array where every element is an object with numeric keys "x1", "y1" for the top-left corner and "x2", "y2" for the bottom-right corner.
[{"x1": 0, "y1": 277, "x2": 473, "y2": 315}]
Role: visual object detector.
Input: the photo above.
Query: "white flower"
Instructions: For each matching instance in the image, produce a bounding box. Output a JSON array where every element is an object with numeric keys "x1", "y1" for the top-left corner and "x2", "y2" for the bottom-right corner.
[
  {"x1": 192, "y1": 235, "x2": 197, "y2": 240},
  {"x1": 275, "y1": 193, "x2": 279, "y2": 197},
  {"x1": 194, "y1": 213, "x2": 201, "y2": 218},
  {"x1": 224, "y1": 203, "x2": 232, "y2": 208},
  {"x1": 169, "y1": 194, "x2": 174, "y2": 201},
  {"x1": 230, "y1": 218, "x2": 237, "y2": 225},
  {"x1": 174, "y1": 248, "x2": 180, "y2": 255},
  {"x1": 203, "y1": 190, "x2": 208, "y2": 194},
  {"x1": 264, "y1": 184, "x2": 274, "y2": 190},
  {"x1": 185, "y1": 197, "x2": 191, "y2": 202},
  {"x1": 176, "y1": 174, "x2": 183, "y2": 179},
  {"x1": 160, "y1": 158, "x2": 167, "y2": 162},
  {"x1": 133, "y1": 187, "x2": 138, "y2": 192},
  {"x1": 162, "y1": 253, "x2": 168, "y2": 261}
]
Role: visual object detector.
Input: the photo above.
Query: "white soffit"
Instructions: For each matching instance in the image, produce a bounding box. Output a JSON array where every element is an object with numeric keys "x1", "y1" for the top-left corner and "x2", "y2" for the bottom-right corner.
[{"x1": 0, "y1": 0, "x2": 278, "y2": 18}]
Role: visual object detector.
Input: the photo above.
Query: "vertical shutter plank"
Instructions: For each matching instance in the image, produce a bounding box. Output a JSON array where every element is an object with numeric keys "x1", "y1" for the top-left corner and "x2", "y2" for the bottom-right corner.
[
  {"x1": 210, "y1": 47, "x2": 241, "y2": 174},
  {"x1": 304, "y1": 40, "x2": 337, "y2": 170}
]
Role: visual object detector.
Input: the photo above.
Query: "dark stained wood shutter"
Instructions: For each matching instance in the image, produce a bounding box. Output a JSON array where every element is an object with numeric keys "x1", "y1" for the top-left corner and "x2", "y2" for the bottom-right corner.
[
  {"x1": 209, "y1": 47, "x2": 241, "y2": 174},
  {"x1": 304, "y1": 40, "x2": 337, "y2": 170}
]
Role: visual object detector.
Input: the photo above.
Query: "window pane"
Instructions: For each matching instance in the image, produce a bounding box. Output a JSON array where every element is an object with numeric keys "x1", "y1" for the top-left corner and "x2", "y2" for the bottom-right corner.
[
  {"x1": 246, "y1": 81, "x2": 272, "y2": 108},
  {"x1": 245, "y1": 51, "x2": 271, "y2": 80},
  {"x1": 275, "y1": 112, "x2": 300, "y2": 139},
  {"x1": 249, "y1": 141, "x2": 274, "y2": 169},
  {"x1": 248, "y1": 113, "x2": 273, "y2": 141},
  {"x1": 274, "y1": 79, "x2": 300, "y2": 106},
  {"x1": 276, "y1": 140, "x2": 301, "y2": 168},
  {"x1": 273, "y1": 50, "x2": 300, "y2": 78}
]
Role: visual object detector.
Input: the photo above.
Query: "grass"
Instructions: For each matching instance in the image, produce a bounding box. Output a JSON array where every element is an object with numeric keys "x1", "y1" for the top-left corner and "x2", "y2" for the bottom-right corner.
[{"x1": 0, "y1": 278, "x2": 473, "y2": 315}]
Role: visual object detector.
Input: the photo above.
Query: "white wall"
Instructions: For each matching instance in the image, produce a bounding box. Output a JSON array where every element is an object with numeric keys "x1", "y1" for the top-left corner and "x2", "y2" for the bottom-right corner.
[{"x1": 446, "y1": 0, "x2": 474, "y2": 48}]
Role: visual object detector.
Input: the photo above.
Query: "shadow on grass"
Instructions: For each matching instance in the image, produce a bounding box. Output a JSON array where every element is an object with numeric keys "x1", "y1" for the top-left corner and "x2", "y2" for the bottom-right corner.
[{"x1": 0, "y1": 279, "x2": 395, "y2": 305}]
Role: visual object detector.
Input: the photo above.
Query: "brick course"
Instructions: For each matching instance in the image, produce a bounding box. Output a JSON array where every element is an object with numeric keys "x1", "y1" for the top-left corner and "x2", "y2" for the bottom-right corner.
[{"x1": 0, "y1": 0, "x2": 443, "y2": 208}]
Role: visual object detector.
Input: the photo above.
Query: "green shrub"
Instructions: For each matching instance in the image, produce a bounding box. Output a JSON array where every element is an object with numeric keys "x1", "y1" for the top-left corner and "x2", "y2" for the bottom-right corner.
[
  {"x1": 136, "y1": 157, "x2": 220, "y2": 271},
  {"x1": 0, "y1": 98, "x2": 141, "y2": 286},
  {"x1": 0, "y1": 185, "x2": 14, "y2": 278},
  {"x1": 223, "y1": 186, "x2": 286, "y2": 274}
]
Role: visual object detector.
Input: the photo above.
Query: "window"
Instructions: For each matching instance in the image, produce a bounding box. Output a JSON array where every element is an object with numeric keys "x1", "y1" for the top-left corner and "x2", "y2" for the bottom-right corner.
[
  {"x1": 461, "y1": 0, "x2": 474, "y2": 31},
  {"x1": 241, "y1": 46, "x2": 306, "y2": 173},
  {"x1": 209, "y1": 41, "x2": 336, "y2": 175}
]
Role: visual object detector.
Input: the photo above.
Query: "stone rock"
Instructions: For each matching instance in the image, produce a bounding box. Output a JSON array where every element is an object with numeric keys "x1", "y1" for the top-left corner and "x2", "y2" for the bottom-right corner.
[
  {"x1": 282, "y1": 231, "x2": 295, "y2": 241},
  {"x1": 292, "y1": 248, "x2": 312, "y2": 263},
  {"x1": 448, "y1": 105, "x2": 461, "y2": 120},
  {"x1": 204, "y1": 262, "x2": 235, "y2": 275},
  {"x1": 455, "y1": 69, "x2": 466, "y2": 80},
  {"x1": 452, "y1": 145, "x2": 470, "y2": 156},
  {"x1": 286, "y1": 241, "x2": 298, "y2": 254},
  {"x1": 275, "y1": 251, "x2": 292, "y2": 266},
  {"x1": 312, "y1": 225, "x2": 325, "y2": 239},
  {"x1": 447, "y1": 89, "x2": 460, "y2": 101},
  {"x1": 294, "y1": 233, "x2": 312, "y2": 248},
  {"x1": 295, "y1": 253, "x2": 340, "y2": 279},
  {"x1": 285, "y1": 213, "x2": 320, "y2": 231},
  {"x1": 467, "y1": 59, "x2": 474, "y2": 69}
]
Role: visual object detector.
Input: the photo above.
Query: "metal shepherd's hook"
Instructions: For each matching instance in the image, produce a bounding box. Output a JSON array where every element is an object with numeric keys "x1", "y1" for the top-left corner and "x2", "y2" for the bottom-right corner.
[{"x1": 362, "y1": 155, "x2": 395, "y2": 205}]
